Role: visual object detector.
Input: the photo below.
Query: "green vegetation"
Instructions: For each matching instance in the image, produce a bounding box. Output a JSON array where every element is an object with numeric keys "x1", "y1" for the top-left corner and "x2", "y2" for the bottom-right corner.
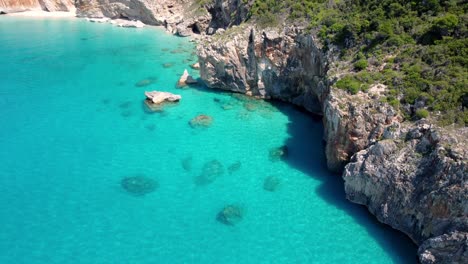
[
  {"x1": 416, "y1": 108, "x2": 430, "y2": 119},
  {"x1": 247, "y1": 0, "x2": 468, "y2": 126},
  {"x1": 354, "y1": 59, "x2": 368, "y2": 71}
]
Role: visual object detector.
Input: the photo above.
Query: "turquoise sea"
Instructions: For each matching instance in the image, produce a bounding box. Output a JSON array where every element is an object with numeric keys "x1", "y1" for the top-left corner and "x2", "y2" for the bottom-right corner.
[{"x1": 0, "y1": 17, "x2": 417, "y2": 263}]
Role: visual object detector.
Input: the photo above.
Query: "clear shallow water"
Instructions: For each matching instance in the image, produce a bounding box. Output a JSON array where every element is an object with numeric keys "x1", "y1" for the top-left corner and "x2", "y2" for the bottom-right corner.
[{"x1": 0, "y1": 17, "x2": 417, "y2": 263}]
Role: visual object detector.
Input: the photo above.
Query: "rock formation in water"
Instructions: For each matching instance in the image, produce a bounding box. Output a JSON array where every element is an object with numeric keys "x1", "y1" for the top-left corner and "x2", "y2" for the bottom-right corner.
[
  {"x1": 216, "y1": 205, "x2": 243, "y2": 226},
  {"x1": 121, "y1": 175, "x2": 158, "y2": 195},
  {"x1": 144, "y1": 90, "x2": 181, "y2": 112}
]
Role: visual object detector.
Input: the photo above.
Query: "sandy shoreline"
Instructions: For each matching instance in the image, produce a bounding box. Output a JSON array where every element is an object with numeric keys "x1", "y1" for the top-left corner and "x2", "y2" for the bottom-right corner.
[{"x1": 5, "y1": 10, "x2": 76, "y2": 18}]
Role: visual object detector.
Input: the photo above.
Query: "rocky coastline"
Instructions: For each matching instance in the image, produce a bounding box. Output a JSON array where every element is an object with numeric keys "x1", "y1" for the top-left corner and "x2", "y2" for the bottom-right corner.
[{"x1": 1, "y1": 0, "x2": 466, "y2": 262}]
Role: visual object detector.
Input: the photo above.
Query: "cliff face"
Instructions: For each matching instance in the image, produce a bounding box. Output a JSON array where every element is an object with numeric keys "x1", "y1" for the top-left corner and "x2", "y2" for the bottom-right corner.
[
  {"x1": 343, "y1": 121, "x2": 467, "y2": 263},
  {"x1": 0, "y1": 0, "x2": 74, "y2": 12},
  {"x1": 197, "y1": 26, "x2": 401, "y2": 172},
  {"x1": 75, "y1": 0, "x2": 213, "y2": 36},
  {"x1": 196, "y1": 23, "x2": 467, "y2": 263}
]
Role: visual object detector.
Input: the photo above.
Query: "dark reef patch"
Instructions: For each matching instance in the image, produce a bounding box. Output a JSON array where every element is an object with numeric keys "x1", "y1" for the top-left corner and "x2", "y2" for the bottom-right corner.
[
  {"x1": 216, "y1": 205, "x2": 244, "y2": 226},
  {"x1": 121, "y1": 175, "x2": 158, "y2": 196},
  {"x1": 194, "y1": 160, "x2": 224, "y2": 185}
]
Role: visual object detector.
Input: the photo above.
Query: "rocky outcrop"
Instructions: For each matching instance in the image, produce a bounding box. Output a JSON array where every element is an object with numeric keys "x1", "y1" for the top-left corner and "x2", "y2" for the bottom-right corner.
[
  {"x1": 177, "y1": 69, "x2": 197, "y2": 87},
  {"x1": 198, "y1": 25, "x2": 327, "y2": 113},
  {"x1": 0, "y1": 0, "x2": 74, "y2": 12},
  {"x1": 343, "y1": 121, "x2": 467, "y2": 262},
  {"x1": 197, "y1": 26, "x2": 400, "y2": 172},
  {"x1": 75, "y1": 0, "x2": 211, "y2": 36},
  {"x1": 144, "y1": 91, "x2": 181, "y2": 104},
  {"x1": 205, "y1": 0, "x2": 250, "y2": 34},
  {"x1": 418, "y1": 231, "x2": 467, "y2": 264}
]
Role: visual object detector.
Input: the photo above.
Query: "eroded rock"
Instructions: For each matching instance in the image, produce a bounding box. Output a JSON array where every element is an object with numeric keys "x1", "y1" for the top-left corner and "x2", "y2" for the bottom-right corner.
[
  {"x1": 144, "y1": 91, "x2": 181, "y2": 112},
  {"x1": 177, "y1": 69, "x2": 197, "y2": 87}
]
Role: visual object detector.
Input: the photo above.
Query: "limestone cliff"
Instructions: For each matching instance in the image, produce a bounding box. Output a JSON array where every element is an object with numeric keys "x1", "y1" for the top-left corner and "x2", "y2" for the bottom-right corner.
[
  {"x1": 0, "y1": 0, "x2": 74, "y2": 12},
  {"x1": 75, "y1": 0, "x2": 211, "y2": 36},
  {"x1": 196, "y1": 23, "x2": 467, "y2": 263},
  {"x1": 344, "y1": 121, "x2": 467, "y2": 263},
  {"x1": 197, "y1": 26, "x2": 402, "y2": 172}
]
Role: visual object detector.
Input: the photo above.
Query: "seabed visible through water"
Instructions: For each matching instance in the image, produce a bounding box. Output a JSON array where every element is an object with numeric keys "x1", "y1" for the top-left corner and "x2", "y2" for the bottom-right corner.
[{"x1": 0, "y1": 16, "x2": 417, "y2": 263}]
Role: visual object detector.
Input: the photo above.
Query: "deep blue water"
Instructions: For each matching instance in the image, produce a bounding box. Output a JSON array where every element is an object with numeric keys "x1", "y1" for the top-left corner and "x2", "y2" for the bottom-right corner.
[{"x1": 0, "y1": 17, "x2": 417, "y2": 263}]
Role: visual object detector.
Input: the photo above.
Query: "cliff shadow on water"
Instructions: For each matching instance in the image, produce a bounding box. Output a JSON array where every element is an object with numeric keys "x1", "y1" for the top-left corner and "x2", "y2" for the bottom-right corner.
[
  {"x1": 186, "y1": 82, "x2": 417, "y2": 262},
  {"x1": 274, "y1": 101, "x2": 419, "y2": 263}
]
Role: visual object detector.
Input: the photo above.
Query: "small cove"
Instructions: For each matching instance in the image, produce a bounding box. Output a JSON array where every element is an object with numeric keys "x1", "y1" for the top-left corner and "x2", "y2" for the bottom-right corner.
[{"x1": 0, "y1": 17, "x2": 417, "y2": 263}]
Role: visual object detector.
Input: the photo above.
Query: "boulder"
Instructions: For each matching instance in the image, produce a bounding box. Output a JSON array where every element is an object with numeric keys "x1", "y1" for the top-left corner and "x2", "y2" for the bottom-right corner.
[
  {"x1": 269, "y1": 146, "x2": 288, "y2": 161},
  {"x1": 216, "y1": 205, "x2": 244, "y2": 226},
  {"x1": 190, "y1": 62, "x2": 200, "y2": 70},
  {"x1": 145, "y1": 91, "x2": 181, "y2": 104},
  {"x1": 177, "y1": 69, "x2": 197, "y2": 87},
  {"x1": 194, "y1": 160, "x2": 224, "y2": 185},
  {"x1": 263, "y1": 176, "x2": 281, "y2": 192},
  {"x1": 228, "y1": 161, "x2": 241, "y2": 174},
  {"x1": 135, "y1": 77, "x2": 157, "y2": 87},
  {"x1": 121, "y1": 175, "x2": 158, "y2": 196},
  {"x1": 189, "y1": 114, "x2": 213, "y2": 128},
  {"x1": 144, "y1": 91, "x2": 181, "y2": 112}
]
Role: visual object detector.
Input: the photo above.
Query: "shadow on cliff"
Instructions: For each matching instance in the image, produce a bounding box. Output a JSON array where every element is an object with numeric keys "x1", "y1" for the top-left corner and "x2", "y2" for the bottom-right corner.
[{"x1": 273, "y1": 101, "x2": 418, "y2": 264}]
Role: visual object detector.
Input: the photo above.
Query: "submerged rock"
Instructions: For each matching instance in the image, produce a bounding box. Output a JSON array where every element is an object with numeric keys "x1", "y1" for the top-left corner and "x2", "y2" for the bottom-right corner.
[
  {"x1": 145, "y1": 124, "x2": 156, "y2": 131},
  {"x1": 162, "y1": 63, "x2": 173, "y2": 68},
  {"x1": 228, "y1": 161, "x2": 241, "y2": 174},
  {"x1": 181, "y1": 156, "x2": 193, "y2": 172},
  {"x1": 216, "y1": 205, "x2": 244, "y2": 226},
  {"x1": 121, "y1": 175, "x2": 158, "y2": 195},
  {"x1": 120, "y1": 110, "x2": 133, "y2": 118},
  {"x1": 194, "y1": 160, "x2": 224, "y2": 185},
  {"x1": 135, "y1": 77, "x2": 157, "y2": 87},
  {"x1": 119, "y1": 101, "x2": 132, "y2": 109},
  {"x1": 269, "y1": 146, "x2": 288, "y2": 161},
  {"x1": 189, "y1": 114, "x2": 213, "y2": 128},
  {"x1": 177, "y1": 69, "x2": 197, "y2": 87},
  {"x1": 190, "y1": 62, "x2": 200, "y2": 70},
  {"x1": 243, "y1": 102, "x2": 257, "y2": 112},
  {"x1": 263, "y1": 176, "x2": 281, "y2": 192}
]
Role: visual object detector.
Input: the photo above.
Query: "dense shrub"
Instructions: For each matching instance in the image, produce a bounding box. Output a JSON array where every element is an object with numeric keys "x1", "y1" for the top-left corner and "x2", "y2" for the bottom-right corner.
[
  {"x1": 415, "y1": 109, "x2": 429, "y2": 119},
  {"x1": 354, "y1": 59, "x2": 368, "y2": 71}
]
